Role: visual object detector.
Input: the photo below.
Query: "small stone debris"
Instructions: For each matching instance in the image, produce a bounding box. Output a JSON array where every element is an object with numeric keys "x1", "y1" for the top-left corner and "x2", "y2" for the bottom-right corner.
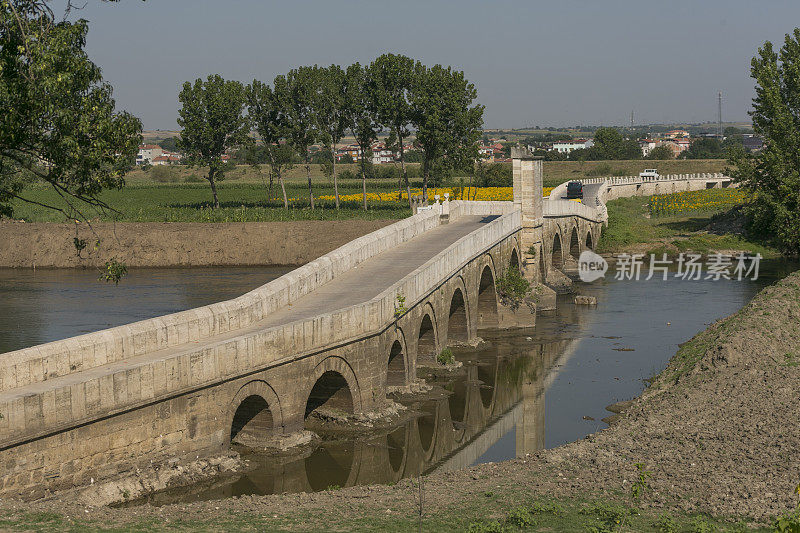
[{"x1": 574, "y1": 295, "x2": 597, "y2": 306}]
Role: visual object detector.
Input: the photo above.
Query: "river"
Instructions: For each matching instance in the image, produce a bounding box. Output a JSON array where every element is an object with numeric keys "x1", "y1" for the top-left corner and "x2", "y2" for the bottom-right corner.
[{"x1": 0, "y1": 260, "x2": 796, "y2": 504}]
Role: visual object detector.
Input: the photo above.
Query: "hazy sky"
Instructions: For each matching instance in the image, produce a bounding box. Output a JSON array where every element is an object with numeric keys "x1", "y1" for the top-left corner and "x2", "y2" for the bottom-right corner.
[{"x1": 64, "y1": 0, "x2": 800, "y2": 131}]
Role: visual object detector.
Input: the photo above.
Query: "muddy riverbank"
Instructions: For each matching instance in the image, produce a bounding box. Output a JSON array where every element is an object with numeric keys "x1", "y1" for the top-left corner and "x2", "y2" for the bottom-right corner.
[
  {"x1": 0, "y1": 220, "x2": 396, "y2": 268},
  {"x1": 1, "y1": 270, "x2": 798, "y2": 530}
]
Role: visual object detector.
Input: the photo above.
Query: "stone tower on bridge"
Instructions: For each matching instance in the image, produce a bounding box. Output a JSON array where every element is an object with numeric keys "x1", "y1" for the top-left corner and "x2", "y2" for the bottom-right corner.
[{"x1": 511, "y1": 146, "x2": 556, "y2": 309}]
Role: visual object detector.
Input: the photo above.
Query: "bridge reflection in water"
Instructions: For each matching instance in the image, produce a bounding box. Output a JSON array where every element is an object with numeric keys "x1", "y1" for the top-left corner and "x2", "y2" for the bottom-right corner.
[{"x1": 137, "y1": 306, "x2": 587, "y2": 505}]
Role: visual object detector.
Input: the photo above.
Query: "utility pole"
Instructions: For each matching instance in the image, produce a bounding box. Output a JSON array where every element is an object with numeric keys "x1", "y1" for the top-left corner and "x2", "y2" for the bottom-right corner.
[
  {"x1": 630, "y1": 109, "x2": 634, "y2": 129},
  {"x1": 718, "y1": 91, "x2": 723, "y2": 140}
]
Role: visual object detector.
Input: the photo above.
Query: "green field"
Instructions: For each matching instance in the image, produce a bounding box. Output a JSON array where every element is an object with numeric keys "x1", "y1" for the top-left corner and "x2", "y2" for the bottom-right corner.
[
  {"x1": 10, "y1": 181, "x2": 412, "y2": 222},
  {"x1": 6, "y1": 159, "x2": 730, "y2": 223}
]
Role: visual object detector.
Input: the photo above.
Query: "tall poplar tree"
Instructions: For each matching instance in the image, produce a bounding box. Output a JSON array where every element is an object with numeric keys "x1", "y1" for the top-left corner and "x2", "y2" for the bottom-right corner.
[{"x1": 178, "y1": 75, "x2": 248, "y2": 209}]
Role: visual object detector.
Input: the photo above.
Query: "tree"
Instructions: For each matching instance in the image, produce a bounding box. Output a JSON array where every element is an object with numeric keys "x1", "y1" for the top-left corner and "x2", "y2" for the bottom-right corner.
[
  {"x1": 369, "y1": 53, "x2": 415, "y2": 206},
  {"x1": 312, "y1": 64, "x2": 348, "y2": 209},
  {"x1": 177, "y1": 75, "x2": 248, "y2": 208},
  {"x1": 344, "y1": 63, "x2": 378, "y2": 210},
  {"x1": 680, "y1": 137, "x2": 724, "y2": 159},
  {"x1": 409, "y1": 63, "x2": 484, "y2": 202},
  {"x1": 246, "y1": 79, "x2": 295, "y2": 208},
  {"x1": 647, "y1": 144, "x2": 674, "y2": 160},
  {"x1": 586, "y1": 127, "x2": 641, "y2": 160},
  {"x1": 158, "y1": 136, "x2": 180, "y2": 153},
  {"x1": 273, "y1": 66, "x2": 319, "y2": 209},
  {"x1": 1, "y1": 1, "x2": 142, "y2": 220},
  {"x1": 730, "y1": 28, "x2": 800, "y2": 255}
]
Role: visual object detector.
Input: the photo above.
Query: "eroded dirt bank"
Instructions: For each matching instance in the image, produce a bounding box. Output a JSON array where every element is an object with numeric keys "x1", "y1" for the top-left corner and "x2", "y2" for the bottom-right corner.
[
  {"x1": 1, "y1": 273, "x2": 798, "y2": 530},
  {"x1": 0, "y1": 220, "x2": 396, "y2": 268}
]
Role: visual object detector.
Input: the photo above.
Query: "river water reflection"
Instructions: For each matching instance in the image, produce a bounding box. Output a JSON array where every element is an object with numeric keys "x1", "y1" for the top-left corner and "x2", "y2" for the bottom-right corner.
[{"x1": 0, "y1": 261, "x2": 796, "y2": 504}]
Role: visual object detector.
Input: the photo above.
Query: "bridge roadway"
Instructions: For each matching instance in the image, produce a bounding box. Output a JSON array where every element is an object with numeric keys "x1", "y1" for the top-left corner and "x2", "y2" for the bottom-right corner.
[
  {"x1": 581, "y1": 183, "x2": 603, "y2": 205},
  {"x1": 0, "y1": 215, "x2": 493, "y2": 405}
]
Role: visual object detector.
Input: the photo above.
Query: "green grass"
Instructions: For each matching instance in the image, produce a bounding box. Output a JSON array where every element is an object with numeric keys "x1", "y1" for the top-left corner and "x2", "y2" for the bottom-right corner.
[
  {"x1": 597, "y1": 196, "x2": 778, "y2": 258},
  {"x1": 0, "y1": 495, "x2": 768, "y2": 532},
  {"x1": 10, "y1": 181, "x2": 412, "y2": 222}
]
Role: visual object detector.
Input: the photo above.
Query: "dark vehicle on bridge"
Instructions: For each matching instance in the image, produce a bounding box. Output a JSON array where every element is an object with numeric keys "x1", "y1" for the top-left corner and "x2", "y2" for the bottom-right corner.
[{"x1": 566, "y1": 181, "x2": 583, "y2": 199}]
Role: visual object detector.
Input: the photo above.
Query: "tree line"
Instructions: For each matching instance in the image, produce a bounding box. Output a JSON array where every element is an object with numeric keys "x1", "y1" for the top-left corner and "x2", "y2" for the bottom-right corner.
[{"x1": 177, "y1": 55, "x2": 484, "y2": 210}]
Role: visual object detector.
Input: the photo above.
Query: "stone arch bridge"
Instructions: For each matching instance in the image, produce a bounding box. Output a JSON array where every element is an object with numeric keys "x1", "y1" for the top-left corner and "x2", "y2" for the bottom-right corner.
[{"x1": 0, "y1": 151, "x2": 731, "y2": 500}]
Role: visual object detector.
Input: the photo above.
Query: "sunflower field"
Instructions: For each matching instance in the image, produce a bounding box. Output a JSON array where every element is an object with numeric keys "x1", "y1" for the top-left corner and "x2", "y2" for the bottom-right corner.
[
  {"x1": 648, "y1": 188, "x2": 749, "y2": 217},
  {"x1": 315, "y1": 186, "x2": 554, "y2": 204}
]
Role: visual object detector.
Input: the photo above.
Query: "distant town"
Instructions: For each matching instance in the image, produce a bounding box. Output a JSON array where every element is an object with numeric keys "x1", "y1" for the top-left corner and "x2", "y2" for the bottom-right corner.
[{"x1": 135, "y1": 125, "x2": 764, "y2": 168}]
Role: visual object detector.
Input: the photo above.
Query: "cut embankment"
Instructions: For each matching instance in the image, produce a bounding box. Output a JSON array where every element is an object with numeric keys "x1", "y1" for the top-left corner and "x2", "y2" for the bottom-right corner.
[
  {"x1": 569, "y1": 270, "x2": 800, "y2": 520},
  {"x1": 0, "y1": 220, "x2": 396, "y2": 268}
]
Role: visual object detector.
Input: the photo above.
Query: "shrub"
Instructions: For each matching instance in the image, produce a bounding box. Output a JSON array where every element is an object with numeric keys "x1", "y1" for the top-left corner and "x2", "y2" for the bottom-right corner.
[
  {"x1": 437, "y1": 347, "x2": 455, "y2": 365},
  {"x1": 496, "y1": 266, "x2": 531, "y2": 310},
  {"x1": 150, "y1": 165, "x2": 179, "y2": 183}
]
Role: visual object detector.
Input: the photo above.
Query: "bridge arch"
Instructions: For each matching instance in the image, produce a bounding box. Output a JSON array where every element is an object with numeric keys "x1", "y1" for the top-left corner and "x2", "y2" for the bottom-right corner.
[
  {"x1": 510, "y1": 247, "x2": 520, "y2": 271},
  {"x1": 416, "y1": 304, "x2": 438, "y2": 363},
  {"x1": 476, "y1": 265, "x2": 499, "y2": 330},
  {"x1": 569, "y1": 226, "x2": 580, "y2": 259},
  {"x1": 229, "y1": 380, "x2": 282, "y2": 446},
  {"x1": 551, "y1": 233, "x2": 564, "y2": 270},
  {"x1": 304, "y1": 357, "x2": 361, "y2": 421},
  {"x1": 447, "y1": 284, "x2": 469, "y2": 345},
  {"x1": 386, "y1": 339, "x2": 407, "y2": 388},
  {"x1": 586, "y1": 230, "x2": 594, "y2": 251}
]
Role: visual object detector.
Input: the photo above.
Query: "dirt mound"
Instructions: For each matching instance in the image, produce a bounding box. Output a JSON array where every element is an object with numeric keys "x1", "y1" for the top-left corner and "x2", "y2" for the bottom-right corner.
[
  {"x1": 0, "y1": 220, "x2": 396, "y2": 268},
  {"x1": 579, "y1": 270, "x2": 800, "y2": 520}
]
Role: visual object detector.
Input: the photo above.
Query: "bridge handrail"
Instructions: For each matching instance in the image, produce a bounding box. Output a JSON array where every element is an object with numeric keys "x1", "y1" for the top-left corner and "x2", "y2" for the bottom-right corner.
[
  {"x1": 578, "y1": 172, "x2": 728, "y2": 186},
  {"x1": 549, "y1": 173, "x2": 729, "y2": 200},
  {"x1": 0, "y1": 208, "x2": 448, "y2": 393}
]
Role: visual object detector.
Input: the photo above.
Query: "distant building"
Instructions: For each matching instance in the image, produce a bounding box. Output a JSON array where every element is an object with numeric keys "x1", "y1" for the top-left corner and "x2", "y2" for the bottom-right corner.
[
  {"x1": 663, "y1": 138, "x2": 690, "y2": 157},
  {"x1": 478, "y1": 144, "x2": 494, "y2": 162},
  {"x1": 664, "y1": 129, "x2": 690, "y2": 139},
  {"x1": 150, "y1": 152, "x2": 183, "y2": 166},
  {"x1": 551, "y1": 139, "x2": 593, "y2": 154},
  {"x1": 639, "y1": 139, "x2": 658, "y2": 157},
  {"x1": 370, "y1": 143, "x2": 395, "y2": 165},
  {"x1": 136, "y1": 144, "x2": 163, "y2": 165},
  {"x1": 742, "y1": 135, "x2": 764, "y2": 152},
  {"x1": 336, "y1": 144, "x2": 361, "y2": 162}
]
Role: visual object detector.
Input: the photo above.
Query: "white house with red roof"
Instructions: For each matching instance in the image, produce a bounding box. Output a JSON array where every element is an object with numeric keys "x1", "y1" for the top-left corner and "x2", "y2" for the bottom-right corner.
[{"x1": 136, "y1": 144, "x2": 163, "y2": 165}]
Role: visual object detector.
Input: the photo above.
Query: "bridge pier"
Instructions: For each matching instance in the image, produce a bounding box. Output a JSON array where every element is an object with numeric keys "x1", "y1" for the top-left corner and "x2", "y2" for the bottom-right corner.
[{"x1": 512, "y1": 147, "x2": 557, "y2": 311}]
